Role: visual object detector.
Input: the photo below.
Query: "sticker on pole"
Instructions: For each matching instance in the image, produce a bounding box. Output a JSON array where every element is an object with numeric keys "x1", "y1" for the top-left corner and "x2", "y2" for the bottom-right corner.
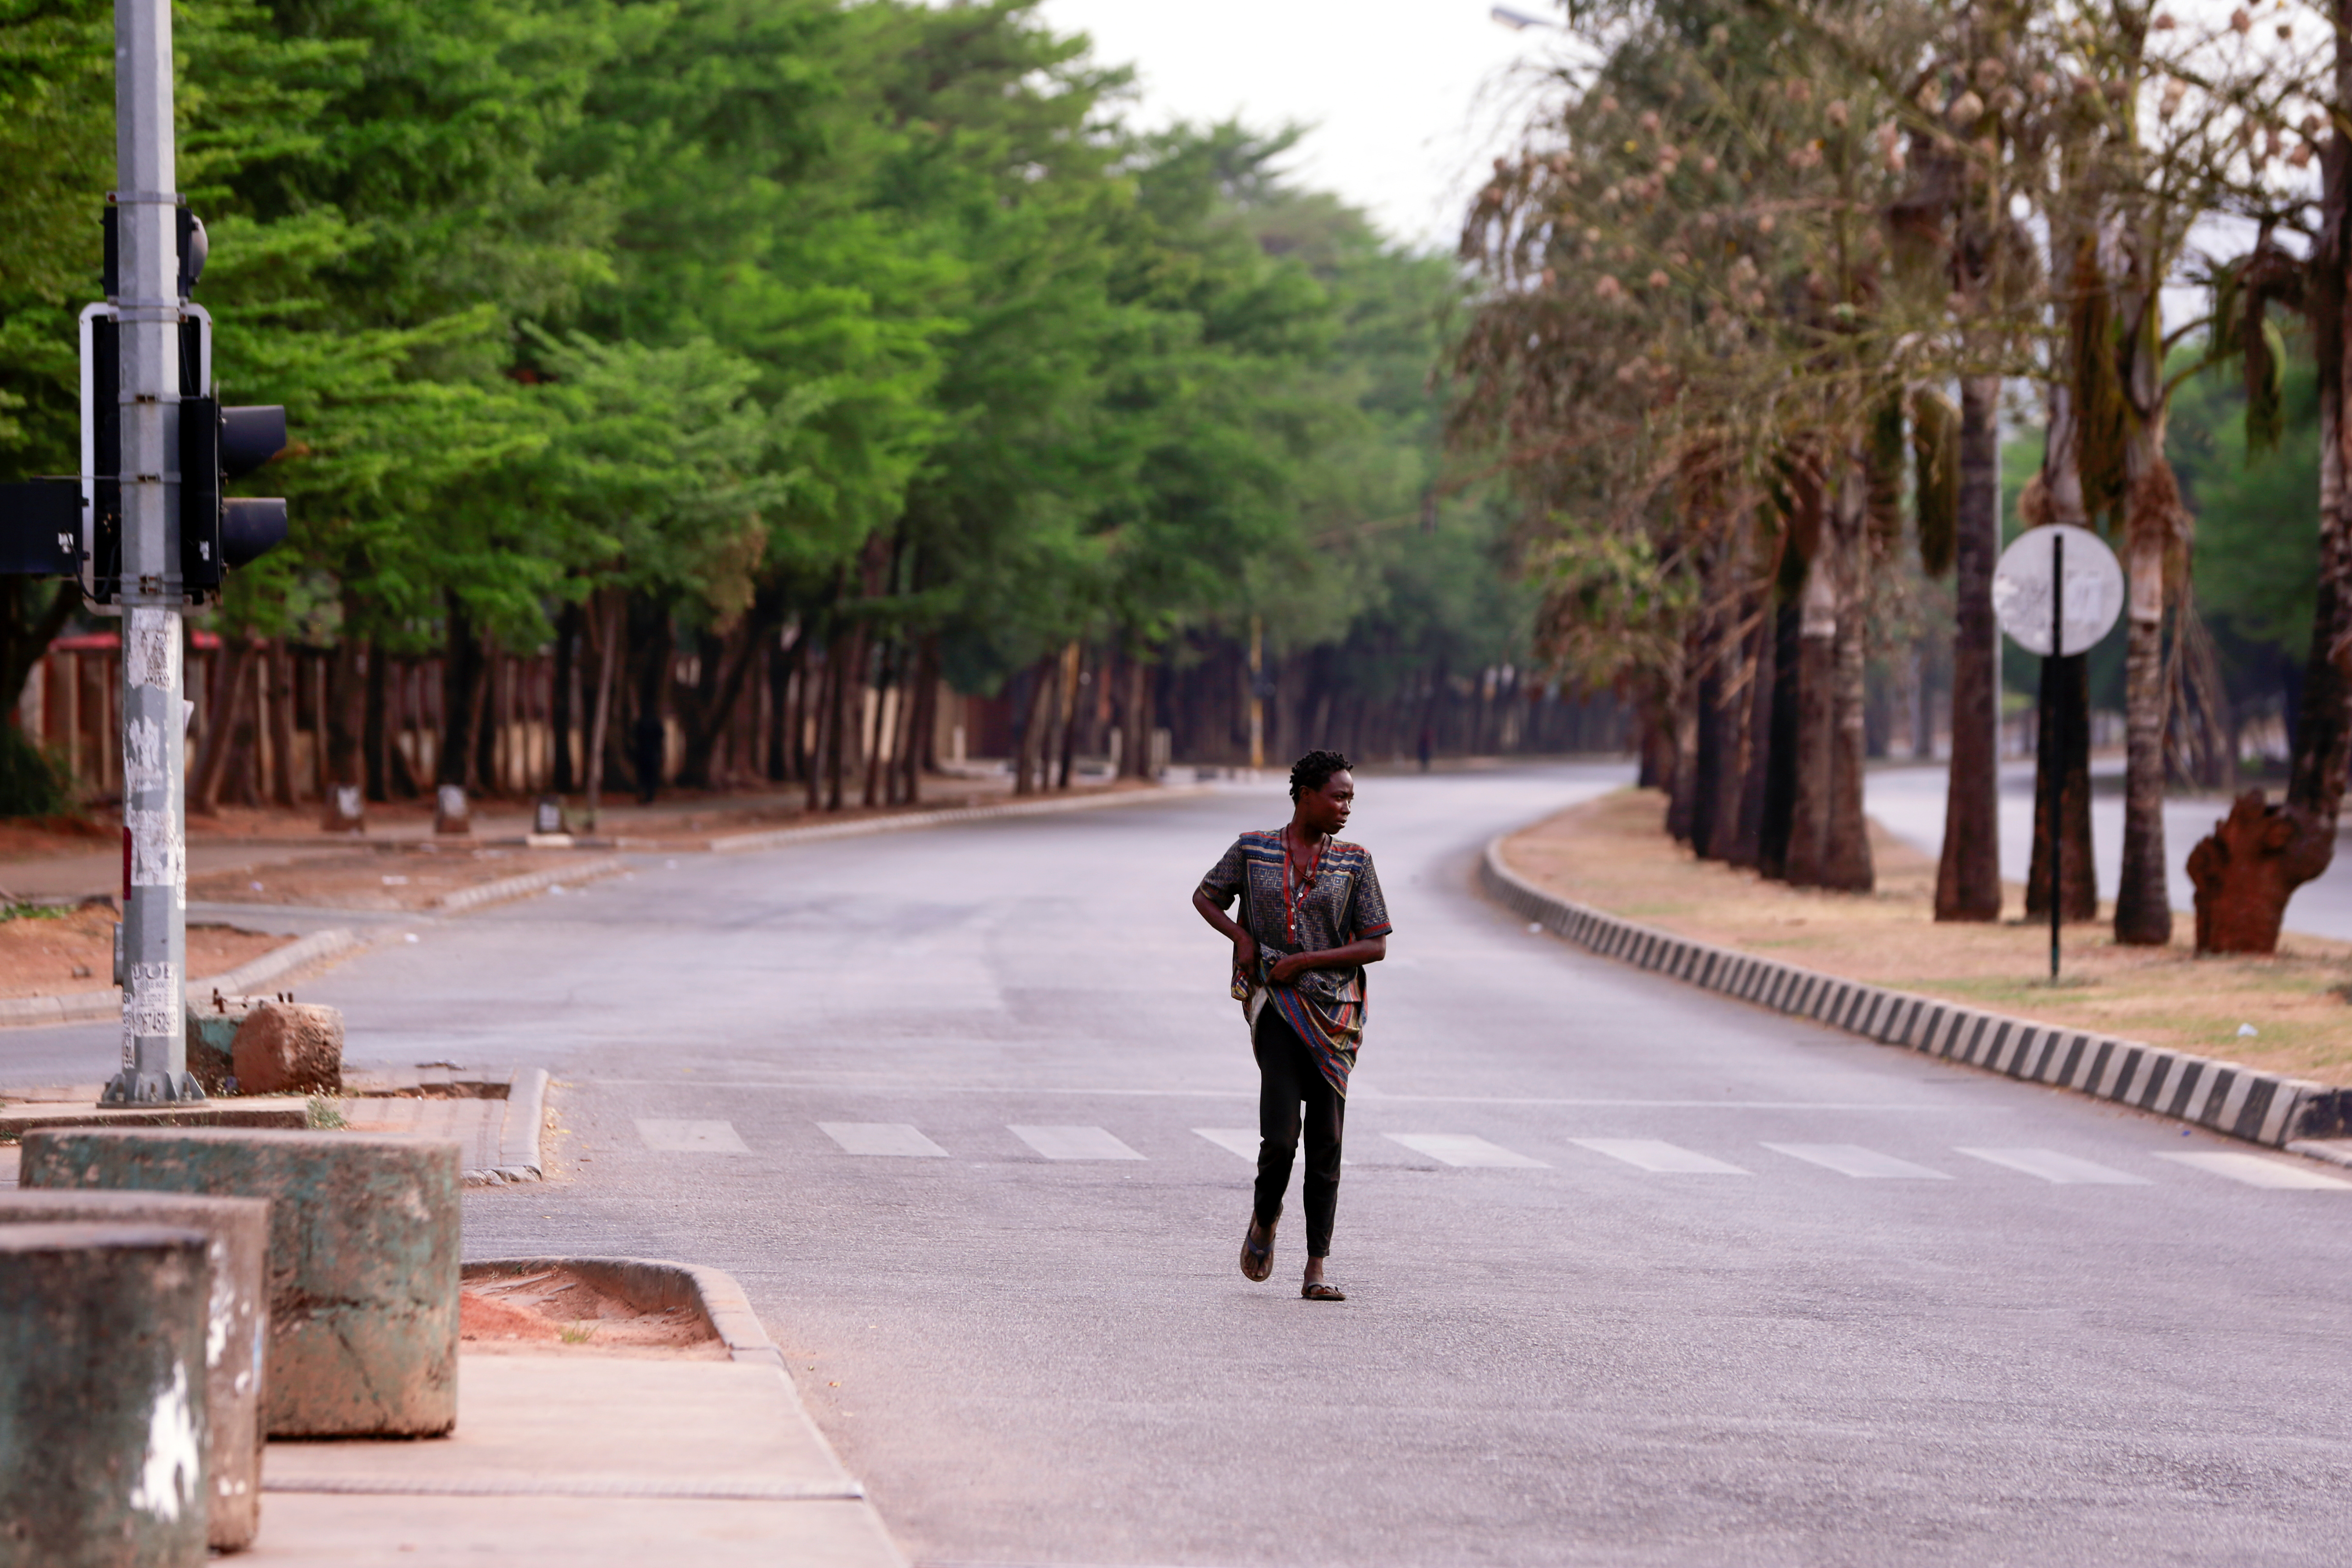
[
  {"x1": 1992, "y1": 523, "x2": 2125, "y2": 657},
  {"x1": 126, "y1": 606, "x2": 178, "y2": 691},
  {"x1": 122, "y1": 961, "x2": 181, "y2": 1041}
]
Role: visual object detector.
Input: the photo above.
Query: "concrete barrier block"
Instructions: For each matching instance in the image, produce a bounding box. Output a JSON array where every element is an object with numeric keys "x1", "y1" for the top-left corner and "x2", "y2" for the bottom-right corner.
[
  {"x1": 186, "y1": 996, "x2": 266, "y2": 1094},
  {"x1": 0, "y1": 1191, "x2": 269, "y2": 1550},
  {"x1": 0, "y1": 1221, "x2": 211, "y2": 1567},
  {"x1": 19, "y1": 1129, "x2": 460, "y2": 1438},
  {"x1": 231, "y1": 1002, "x2": 344, "y2": 1096}
]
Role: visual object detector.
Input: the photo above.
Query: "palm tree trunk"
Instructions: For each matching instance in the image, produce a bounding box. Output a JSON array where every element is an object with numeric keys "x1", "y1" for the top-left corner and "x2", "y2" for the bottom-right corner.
[
  {"x1": 2192, "y1": 26, "x2": 2352, "y2": 951},
  {"x1": 2293, "y1": 221, "x2": 2352, "y2": 837},
  {"x1": 1757, "y1": 597, "x2": 1801, "y2": 879},
  {"x1": 1702, "y1": 520, "x2": 1757, "y2": 861},
  {"x1": 2114, "y1": 422, "x2": 2175, "y2": 945},
  {"x1": 1821, "y1": 464, "x2": 1875, "y2": 892},
  {"x1": 2026, "y1": 653, "x2": 2099, "y2": 919},
  {"x1": 1726, "y1": 589, "x2": 1775, "y2": 869},
  {"x1": 1784, "y1": 553, "x2": 1838, "y2": 887},
  {"x1": 1664, "y1": 629, "x2": 1700, "y2": 842},
  {"x1": 1936, "y1": 373, "x2": 2004, "y2": 919},
  {"x1": 2024, "y1": 380, "x2": 2101, "y2": 921}
]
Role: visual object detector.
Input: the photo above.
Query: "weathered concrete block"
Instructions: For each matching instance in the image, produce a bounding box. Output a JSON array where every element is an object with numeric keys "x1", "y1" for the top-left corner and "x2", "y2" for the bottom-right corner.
[
  {"x1": 20, "y1": 1129, "x2": 461, "y2": 1438},
  {"x1": 231, "y1": 1002, "x2": 344, "y2": 1097},
  {"x1": 188, "y1": 1018, "x2": 235, "y2": 1094},
  {"x1": 186, "y1": 996, "x2": 265, "y2": 1094},
  {"x1": 0, "y1": 1191, "x2": 270, "y2": 1550},
  {"x1": 0, "y1": 1221, "x2": 211, "y2": 1568}
]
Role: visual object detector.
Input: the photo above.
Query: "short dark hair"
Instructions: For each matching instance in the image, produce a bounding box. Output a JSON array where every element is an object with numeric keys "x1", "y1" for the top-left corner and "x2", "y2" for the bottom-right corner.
[{"x1": 1289, "y1": 748, "x2": 1352, "y2": 801}]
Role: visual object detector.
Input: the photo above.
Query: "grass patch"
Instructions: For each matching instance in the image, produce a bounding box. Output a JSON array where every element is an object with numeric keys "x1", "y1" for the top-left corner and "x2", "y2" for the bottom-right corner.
[
  {"x1": 305, "y1": 1096, "x2": 348, "y2": 1130},
  {"x1": 558, "y1": 1323, "x2": 597, "y2": 1345}
]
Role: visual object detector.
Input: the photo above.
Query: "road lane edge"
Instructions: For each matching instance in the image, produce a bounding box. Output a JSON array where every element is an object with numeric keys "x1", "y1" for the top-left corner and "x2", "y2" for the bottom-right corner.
[
  {"x1": 439, "y1": 856, "x2": 628, "y2": 913},
  {"x1": 0, "y1": 925, "x2": 363, "y2": 1029},
  {"x1": 706, "y1": 782, "x2": 1214, "y2": 853},
  {"x1": 1479, "y1": 836, "x2": 2350, "y2": 1150}
]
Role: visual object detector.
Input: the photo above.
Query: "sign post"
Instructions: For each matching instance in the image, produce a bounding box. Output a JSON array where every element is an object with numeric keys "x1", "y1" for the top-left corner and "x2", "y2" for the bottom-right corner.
[{"x1": 1991, "y1": 523, "x2": 2126, "y2": 980}]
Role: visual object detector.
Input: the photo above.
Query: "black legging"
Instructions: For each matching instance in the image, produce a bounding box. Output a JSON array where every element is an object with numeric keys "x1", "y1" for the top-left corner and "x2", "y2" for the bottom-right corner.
[{"x1": 1253, "y1": 1008, "x2": 1345, "y2": 1258}]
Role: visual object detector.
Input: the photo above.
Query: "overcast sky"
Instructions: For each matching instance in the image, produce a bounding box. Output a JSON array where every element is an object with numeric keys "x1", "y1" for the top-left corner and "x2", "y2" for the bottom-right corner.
[{"x1": 1034, "y1": 0, "x2": 1578, "y2": 251}]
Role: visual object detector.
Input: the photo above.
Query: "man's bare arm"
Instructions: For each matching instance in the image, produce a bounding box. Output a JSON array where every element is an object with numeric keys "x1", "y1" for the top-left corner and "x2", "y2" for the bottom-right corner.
[
  {"x1": 1192, "y1": 887, "x2": 1257, "y2": 973},
  {"x1": 1267, "y1": 934, "x2": 1385, "y2": 985}
]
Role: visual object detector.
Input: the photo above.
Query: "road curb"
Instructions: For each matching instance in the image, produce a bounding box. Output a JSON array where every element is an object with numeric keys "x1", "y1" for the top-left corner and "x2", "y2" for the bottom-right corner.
[
  {"x1": 471, "y1": 1068, "x2": 549, "y2": 1185},
  {"x1": 462, "y1": 1254, "x2": 790, "y2": 1371},
  {"x1": 706, "y1": 783, "x2": 1212, "y2": 854},
  {"x1": 0, "y1": 926, "x2": 363, "y2": 1029},
  {"x1": 453, "y1": 1258, "x2": 902, "y2": 1557},
  {"x1": 438, "y1": 856, "x2": 628, "y2": 913},
  {"x1": 1480, "y1": 837, "x2": 2346, "y2": 1150}
]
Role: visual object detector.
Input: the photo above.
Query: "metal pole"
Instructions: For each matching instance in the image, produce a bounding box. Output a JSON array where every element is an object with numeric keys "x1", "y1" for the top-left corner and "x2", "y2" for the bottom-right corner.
[
  {"x1": 2048, "y1": 531, "x2": 2064, "y2": 983},
  {"x1": 103, "y1": 0, "x2": 194, "y2": 1103}
]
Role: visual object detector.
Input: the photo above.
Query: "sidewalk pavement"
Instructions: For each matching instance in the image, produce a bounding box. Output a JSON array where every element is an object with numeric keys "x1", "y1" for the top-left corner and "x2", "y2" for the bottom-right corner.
[{"x1": 248, "y1": 1354, "x2": 906, "y2": 1566}]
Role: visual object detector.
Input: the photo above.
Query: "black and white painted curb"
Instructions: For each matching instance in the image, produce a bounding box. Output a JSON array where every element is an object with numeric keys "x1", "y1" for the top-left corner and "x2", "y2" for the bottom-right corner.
[{"x1": 1481, "y1": 838, "x2": 2352, "y2": 1150}]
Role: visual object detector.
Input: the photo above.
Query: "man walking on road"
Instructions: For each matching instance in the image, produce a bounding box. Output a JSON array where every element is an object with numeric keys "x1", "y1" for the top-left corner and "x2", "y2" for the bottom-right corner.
[{"x1": 1193, "y1": 750, "x2": 1392, "y2": 1301}]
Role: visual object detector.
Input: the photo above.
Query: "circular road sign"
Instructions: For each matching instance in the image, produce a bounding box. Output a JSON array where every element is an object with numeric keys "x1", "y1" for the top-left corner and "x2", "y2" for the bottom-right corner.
[{"x1": 1991, "y1": 523, "x2": 2125, "y2": 657}]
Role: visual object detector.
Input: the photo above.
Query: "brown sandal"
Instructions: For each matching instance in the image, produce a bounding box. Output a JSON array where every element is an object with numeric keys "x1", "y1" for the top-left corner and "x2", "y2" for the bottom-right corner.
[
  {"x1": 1301, "y1": 1279, "x2": 1346, "y2": 1302},
  {"x1": 1240, "y1": 1216, "x2": 1276, "y2": 1282}
]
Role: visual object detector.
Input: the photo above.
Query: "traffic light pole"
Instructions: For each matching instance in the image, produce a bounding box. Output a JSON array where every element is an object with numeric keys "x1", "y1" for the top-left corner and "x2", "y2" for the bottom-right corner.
[{"x1": 103, "y1": 0, "x2": 194, "y2": 1103}]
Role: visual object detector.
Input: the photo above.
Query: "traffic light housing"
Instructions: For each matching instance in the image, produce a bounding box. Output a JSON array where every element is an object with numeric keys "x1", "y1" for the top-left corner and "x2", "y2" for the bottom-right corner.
[
  {"x1": 34, "y1": 204, "x2": 289, "y2": 605},
  {"x1": 0, "y1": 480, "x2": 81, "y2": 576},
  {"x1": 180, "y1": 397, "x2": 288, "y2": 593}
]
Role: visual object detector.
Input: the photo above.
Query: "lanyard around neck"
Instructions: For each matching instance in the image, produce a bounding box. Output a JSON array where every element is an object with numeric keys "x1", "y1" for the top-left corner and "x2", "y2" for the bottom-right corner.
[{"x1": 1281, "y1": 827, "x2": 1323, "y2": 947}]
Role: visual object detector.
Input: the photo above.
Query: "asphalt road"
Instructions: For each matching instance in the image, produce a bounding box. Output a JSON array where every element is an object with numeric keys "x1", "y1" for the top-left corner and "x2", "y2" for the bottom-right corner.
[
  {"x1": 1865, "y1": 760, "x2": 2352, "y2": 942},
  {"x1": 8, "y1": 763, "x2": 2351, "y2": 1565}
]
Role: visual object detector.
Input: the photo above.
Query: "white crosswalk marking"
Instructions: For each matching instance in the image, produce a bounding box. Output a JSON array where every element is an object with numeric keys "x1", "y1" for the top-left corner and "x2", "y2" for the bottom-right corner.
[
  {"x1": 1194, "y1": 1128, "x2": 1260, "y2": 1160},
  {"x1": 1569, "y1": 1138, "x2": 1748, "y2": 1174},
  {"x1": 635, "y1": 1119, "x2": 750, "y2": 1154},
  {"x1": 819, "y1": 1122, "x2": 948, "y2": 1158},
  {"x1": 1958, "y1": 1147, "x2": 2147, "y2": 1185},
  {"x1": 1383, "y1": 1133, "x2": 1548, "y2": 1169},
  {"x1": 2158, "y1": 1152, "x2": 2352, "y2": 1190},
  {"x1": 1763, "y1": 1143, "x2": 1950, "y2": 1180},
  {"x1": 1009, "y1": 1125, "x2": 1145, "y2": 1161}
]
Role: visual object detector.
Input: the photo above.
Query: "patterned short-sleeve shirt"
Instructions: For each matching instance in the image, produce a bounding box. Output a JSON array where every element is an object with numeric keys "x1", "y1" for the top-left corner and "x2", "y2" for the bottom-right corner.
[{"x1": 1198, "y1": 829, "x2": 1392, "y2": 1095}]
